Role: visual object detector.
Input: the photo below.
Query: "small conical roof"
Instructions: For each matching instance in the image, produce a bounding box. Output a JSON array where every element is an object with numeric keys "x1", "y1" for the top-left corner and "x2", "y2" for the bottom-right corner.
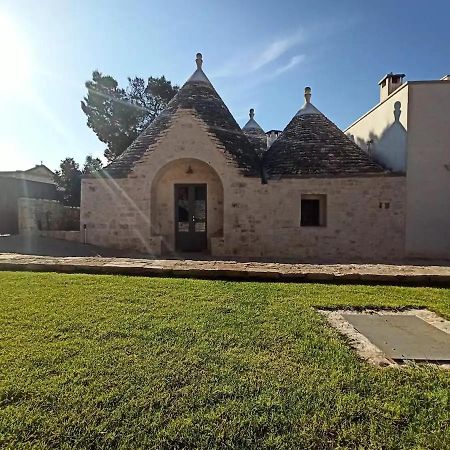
[
  {"x1": 242, "y1": 108, "x2": 267, "y2": 154},
  {"x1": 103, "y1": 53, "x2": 260, "y2": 178},
  {"x1": 243, "y1": 108, "x2": 264, "y2": 132},
  {"x1": 264, "y1": 87, "x2": 385, "y2": 177}
]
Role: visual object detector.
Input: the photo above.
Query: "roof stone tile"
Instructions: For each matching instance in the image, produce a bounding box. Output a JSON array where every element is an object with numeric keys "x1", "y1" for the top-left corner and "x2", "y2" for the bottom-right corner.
[
  {"x1": 102, "y1": 55, "x2": 261, "y2": 178},
  {"x1": 264, "y1": 104, "x2": 385, "y2": 177}
]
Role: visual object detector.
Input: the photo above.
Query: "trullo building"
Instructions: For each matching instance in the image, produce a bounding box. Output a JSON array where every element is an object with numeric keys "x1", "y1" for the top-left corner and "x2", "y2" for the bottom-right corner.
[{"x1": 81, "y1": 53, "x2": 407, "y2": 261}]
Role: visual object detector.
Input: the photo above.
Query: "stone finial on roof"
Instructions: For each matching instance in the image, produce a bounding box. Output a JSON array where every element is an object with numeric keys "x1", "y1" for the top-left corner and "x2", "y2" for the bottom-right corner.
[
  {"x1": 196, "y1": 52, "x2": 203, "y2": 69},
  {"x1": 295, "y1": 86, "x2": 321, "y2": 116},
  {"x1": 103, "y1": 51, "x2": 262, "y2": 178},
  {"x1": 304, "y1": 86, "x2": 312, "y2": 103},
  {"x1": 187, "y1": 52, "x2": 211, "y2": 84},
  {"x1": 242, "y1": 107, "x2": 267, "y2": 155},
  {"x1": 243, "y1": 108, "x2": 264, "y2": 132}
]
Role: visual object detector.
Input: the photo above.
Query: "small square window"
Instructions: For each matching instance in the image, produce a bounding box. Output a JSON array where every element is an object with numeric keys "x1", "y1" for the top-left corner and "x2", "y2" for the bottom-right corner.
[{"x1": 301, "y1": 195, "x2": 327, "y2": 227}]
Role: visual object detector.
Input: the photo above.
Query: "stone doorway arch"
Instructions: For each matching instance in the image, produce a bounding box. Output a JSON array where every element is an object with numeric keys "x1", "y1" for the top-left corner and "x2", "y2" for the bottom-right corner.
[{"x1": 150, "y1": 158, "x2": 224, "y2": 254}]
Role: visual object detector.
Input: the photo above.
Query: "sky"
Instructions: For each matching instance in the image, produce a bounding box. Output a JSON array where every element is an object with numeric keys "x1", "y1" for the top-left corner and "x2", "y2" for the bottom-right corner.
[{"x1": 0, "y1": 0, "x2": 449, "y2": 172}]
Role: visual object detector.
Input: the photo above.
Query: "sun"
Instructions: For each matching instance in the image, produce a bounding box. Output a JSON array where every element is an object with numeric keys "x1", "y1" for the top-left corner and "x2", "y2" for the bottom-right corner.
[{"x1": 0, "y1": 13, "x2": 32, "y2": 94}]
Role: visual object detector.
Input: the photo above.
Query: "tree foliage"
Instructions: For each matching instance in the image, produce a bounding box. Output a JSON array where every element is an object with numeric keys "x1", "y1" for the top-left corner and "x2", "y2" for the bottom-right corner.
[
  {"x1": 54, "y1": 155, "x2": 103, "y2": 207},
  {"x1": 81, "y1": 71, "x2": 178, "y2": 162},
  {"x1": 82, "y1": 155, "x2": 103, "y2": 175},
  {"x1": 54, "y1": 158, "x2": 81, "y2": 207}
]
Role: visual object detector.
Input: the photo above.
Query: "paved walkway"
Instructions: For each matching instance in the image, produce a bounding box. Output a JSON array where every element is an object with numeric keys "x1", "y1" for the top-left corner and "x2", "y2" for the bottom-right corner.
[
  {"x1": 0, "y1": 235, "x2": 132, "y2": 257},
  {"x1": 1, "y1": 253, "x2": 450, "y2": 285}
]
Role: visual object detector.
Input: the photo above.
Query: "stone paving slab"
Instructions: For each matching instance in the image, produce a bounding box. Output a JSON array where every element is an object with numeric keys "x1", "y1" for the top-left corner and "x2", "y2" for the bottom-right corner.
[
  {"x1": 319, "y1": 308, "x2": 450, "y2": 367},
  {"x1": 1, "y1": 253, "x2": 450, "y2": 285},
  {"x1": 342, "y1": 314, "x2": 450, "y2": 361}
]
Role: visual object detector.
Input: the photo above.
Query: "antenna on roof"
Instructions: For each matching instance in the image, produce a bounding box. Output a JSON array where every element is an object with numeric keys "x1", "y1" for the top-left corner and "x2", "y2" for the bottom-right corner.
[
  {"x1": 249, "y1": 108, "x2": 255, "y2": 119},
  {"x1": 196, "y1": 53, "x2": 203, "y2": 70},
  {"x1": 304, "y1": 87, "x2": 312, "y2": 104}
]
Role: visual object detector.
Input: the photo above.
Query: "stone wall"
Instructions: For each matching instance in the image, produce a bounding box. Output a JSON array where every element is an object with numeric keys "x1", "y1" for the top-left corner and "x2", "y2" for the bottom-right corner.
[
  {"x1": 81, "y1": 109, "x2": 242, "y2": 254},
  {"x1": 0, "y1": 176, "x2": 57, "y2": 235},
  {"x1": 18, "y1": 198, "x2": 80, "y2": 234},
  {"x1": 222, "y1": 175, "x2": 405, "y2": 262},
  {"x1": 81, "y1": 109, "x2": 406, "y2": 262}
]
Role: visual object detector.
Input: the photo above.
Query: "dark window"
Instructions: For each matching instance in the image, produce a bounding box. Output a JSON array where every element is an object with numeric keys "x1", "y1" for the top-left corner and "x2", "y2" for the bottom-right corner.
[
  {"x1": 300, "y1": 194, "x2": 327, "y2": 227},
  {"x1": 301, "y1": 199, "x2": 320, "y2": 226}
]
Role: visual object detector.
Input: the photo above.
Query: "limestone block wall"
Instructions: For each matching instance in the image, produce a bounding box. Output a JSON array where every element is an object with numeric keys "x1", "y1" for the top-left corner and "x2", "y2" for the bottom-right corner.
[
  {"x1": 81, "y1": 108, "x2": 406, "y2": 261},
  {"x1": 221, "y1": 175, "x2": 406, "y2": 262},
  {"x1": 81, "y1": 109, "x2": 246, "y2": 255},
  {"x1": 81, "y1": 177, "x2": 151, "y2": 252},
  {"x1": 18, "y1": 198, "x2": 80, "y2": 233}
]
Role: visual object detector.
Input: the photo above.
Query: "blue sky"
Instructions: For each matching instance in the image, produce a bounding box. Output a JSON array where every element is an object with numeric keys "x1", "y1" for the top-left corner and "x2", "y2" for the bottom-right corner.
[{"x1": 0, "y1": 0, "x2": 449, "y2": 171}]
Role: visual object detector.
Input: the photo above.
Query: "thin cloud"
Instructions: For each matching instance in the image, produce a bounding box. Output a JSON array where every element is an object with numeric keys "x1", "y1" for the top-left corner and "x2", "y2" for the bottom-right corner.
[
  {"x1": 212, "y1": 29, "x2": 305, "y2": 78},
  {"x1": 245, "y1": 54, "x2": 306, "y2": 87},
  {"x1": 273, "y1": 54, "x2": 305, "y2": 77},
  {"x1": 215, "y1": 53, "x2": 306, "y2": 108},
  {"x1": 251, "y1": 31, "x2": 304, "y2": 72}
]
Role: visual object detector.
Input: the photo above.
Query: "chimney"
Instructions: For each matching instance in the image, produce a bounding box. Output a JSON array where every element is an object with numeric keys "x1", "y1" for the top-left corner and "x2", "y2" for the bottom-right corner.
[
  {"x1": 378, "y1": 73, "x2": 405, "y2": 102},
  {"x1": 266, "y1": 130, "x2": 282, "y2": 148}
]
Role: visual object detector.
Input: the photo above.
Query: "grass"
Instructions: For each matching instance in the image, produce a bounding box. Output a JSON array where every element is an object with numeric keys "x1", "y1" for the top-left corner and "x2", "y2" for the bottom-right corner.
[{"x1": 0, "y1": 272, "x2": 449, "y2": 450}]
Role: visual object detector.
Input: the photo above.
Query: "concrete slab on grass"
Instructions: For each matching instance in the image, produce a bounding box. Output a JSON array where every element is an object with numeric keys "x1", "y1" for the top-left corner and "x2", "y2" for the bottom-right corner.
[
  {"x1": 342, "y1": 314, "x2": 450, "y2": 361},
  {"x1": 320, "y1": 309, "x2": 450, "y2": 367}
]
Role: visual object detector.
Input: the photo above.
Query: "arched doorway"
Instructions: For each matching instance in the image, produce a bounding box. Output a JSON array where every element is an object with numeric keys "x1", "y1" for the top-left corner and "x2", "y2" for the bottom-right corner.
[{"x1": 150, "y1": 158, "x2": 224, "y2": 254}]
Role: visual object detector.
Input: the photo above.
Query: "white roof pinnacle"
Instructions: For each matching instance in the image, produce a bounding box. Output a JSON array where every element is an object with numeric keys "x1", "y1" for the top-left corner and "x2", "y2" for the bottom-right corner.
[
  {"x1": 295, "y1": 86, "x2": 322, "y2": 116},
  {"x1": 243, "y1": 108, "x2": 264, "y2": 132},
  {"x1": 187, "y1": 52, "x2": 212, "y2": 84}
]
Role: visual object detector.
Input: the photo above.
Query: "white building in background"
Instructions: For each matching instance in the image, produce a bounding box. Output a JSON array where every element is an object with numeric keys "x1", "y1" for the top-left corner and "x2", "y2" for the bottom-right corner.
[{"x1": 345, "y1": 73, "x2": 450, "y2": 259}]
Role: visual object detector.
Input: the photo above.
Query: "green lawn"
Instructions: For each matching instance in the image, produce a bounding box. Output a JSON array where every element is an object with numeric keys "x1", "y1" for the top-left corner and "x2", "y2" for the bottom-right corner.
[{"x1": 0, "y1": 272, "x2": 449, "y2": 450}]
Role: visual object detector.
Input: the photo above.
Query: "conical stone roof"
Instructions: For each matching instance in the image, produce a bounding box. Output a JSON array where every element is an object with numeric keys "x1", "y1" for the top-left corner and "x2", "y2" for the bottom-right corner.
[
  {"x1": 264, "y1": 87, "x2": 385, "y2": 177},
  {"x1": 242, "y1": 108, "x2": 267, "y2": 155},
  {"x1": 103, "y1": 53, "x2": 261, "y2": 178}
]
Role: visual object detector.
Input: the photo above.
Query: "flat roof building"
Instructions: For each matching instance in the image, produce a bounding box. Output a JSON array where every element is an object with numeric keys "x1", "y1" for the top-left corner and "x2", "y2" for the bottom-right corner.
[{"x1": 346, "y1": 74, "x2": 450, "y2": 259}]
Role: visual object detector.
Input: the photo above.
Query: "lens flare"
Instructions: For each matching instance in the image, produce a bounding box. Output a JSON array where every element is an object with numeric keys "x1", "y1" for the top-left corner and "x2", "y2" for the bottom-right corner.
[{"x1": 0, "y1": 13, "x2": 32, "y2": 94}]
